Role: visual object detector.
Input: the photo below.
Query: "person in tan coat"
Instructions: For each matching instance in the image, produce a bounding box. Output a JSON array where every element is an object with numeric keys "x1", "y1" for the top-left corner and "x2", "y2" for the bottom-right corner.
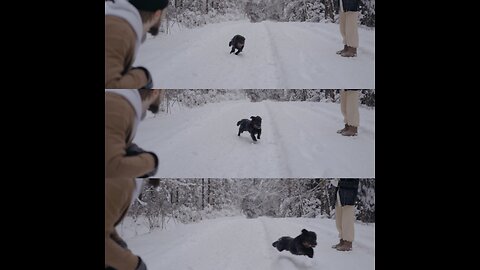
[
  {"x1": 105, "y1": 89, "x2": 163, "y2": 270},
  {"x1": 105, "y1": 0, "x2": 169, "y2": 89}
]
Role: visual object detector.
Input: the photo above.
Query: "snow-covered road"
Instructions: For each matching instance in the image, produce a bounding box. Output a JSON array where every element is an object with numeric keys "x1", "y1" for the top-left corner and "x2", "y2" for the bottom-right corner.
[
  {"x1": 135, "y1": 20, "x2": 375, "y2": 89},
  {"x1": 124, "y1": 216, "x2": 375, "y2": 270},
  {"x1": 135, "y1": 100, "x2": 375, "y2": 178}
]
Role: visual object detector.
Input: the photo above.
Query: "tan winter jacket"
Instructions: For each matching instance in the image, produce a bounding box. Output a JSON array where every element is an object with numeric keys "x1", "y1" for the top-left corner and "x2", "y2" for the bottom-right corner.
[
  {"x1": 105, "y1": 0, "x2": 148, "y2": 89},
  {"x1": 105, "y1": 91, "x2": 156, "y2": 270}
]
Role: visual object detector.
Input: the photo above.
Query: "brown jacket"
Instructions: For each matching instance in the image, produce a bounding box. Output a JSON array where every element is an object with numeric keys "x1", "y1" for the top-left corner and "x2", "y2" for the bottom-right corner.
[
  {"x1": 105, "y1": 91, "x2": 156, "y2": 270},
  {"x1": 105, "y1": 15, "x2": 148, "y2": 89}
]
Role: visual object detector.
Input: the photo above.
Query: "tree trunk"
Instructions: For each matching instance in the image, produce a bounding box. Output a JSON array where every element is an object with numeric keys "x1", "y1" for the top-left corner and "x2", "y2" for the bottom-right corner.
[
  {"x1": 207, "y1": 179, "x2": 211, "y2": 205},
  {"x1": 325, "y1": 186, "x2": 331, "y2": 217},
  {"x1": 324, "y1": 0, "x2": 335, "y2": 22},
  {"x1": 202, "y1": 178, "x2": 205, "y2": 209},
  {"x1": 301, "y1": 0, "x2": 307, "y2": 22}
]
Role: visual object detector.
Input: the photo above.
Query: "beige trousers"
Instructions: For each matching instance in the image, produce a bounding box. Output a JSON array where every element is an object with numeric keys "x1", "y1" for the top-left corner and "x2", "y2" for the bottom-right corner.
[
  {"x1": 340, "y1": 90, "x2": 360, "y2": 127},
  {"x1": 335, "y1": 197, "x2": 356, "y2": 242},
  {"x1": 339, "y1": 11, "x2": 359, "y2": 48}
]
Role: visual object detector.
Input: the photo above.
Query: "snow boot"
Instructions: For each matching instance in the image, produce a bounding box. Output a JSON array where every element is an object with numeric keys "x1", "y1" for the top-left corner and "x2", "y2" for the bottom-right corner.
[
  {"x1": 341, "y1": 125, "x2": 358, "y2": 136},
  {"x1": 336, "y1": 44, "x2": 348, "y2": 55},
  {"x1": 337, "y1": 124, "x2": 349, "y2": 134},
  {"x1": 331, "y1": 239, "x2": 345, "y2": 249},
  {"x1": 336, "y1": 240, "x2": 352, "y2": 251},
  {"x1": 341, "y1": 46, "x2": 357, "y2": 57}
]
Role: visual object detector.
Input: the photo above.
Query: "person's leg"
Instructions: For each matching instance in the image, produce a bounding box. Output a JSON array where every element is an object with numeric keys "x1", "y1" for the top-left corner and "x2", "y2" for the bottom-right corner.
[
  {"x1": 337, "y1": 11, "x2": 348, "y2": 54},
  {"x1": 342, "y1": 90, "x2": 359, "y2": 136},
  {"x1": 341, "y1": 11, "x2": 359, "y2": 57},
  {"x1": 332, "y1": 197, "x2": 344, "y2": 248},
  {"x1": 337, "y1": 90, "x2": 349, "y2": 133},
  {"x1": 337, "y1": 205, "x2": 355, "y2": 251}
]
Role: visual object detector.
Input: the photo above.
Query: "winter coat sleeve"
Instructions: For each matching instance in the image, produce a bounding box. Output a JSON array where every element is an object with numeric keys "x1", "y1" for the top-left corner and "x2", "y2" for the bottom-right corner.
[
  {"x1": 105, "y1": 99, "x2": 157, "y2": 179},
  {"x1": 105, "y1": 179, "x2": 139, "y2": 270},
  {"x1": 105, "y1": 16, "x2": 148, "y2": 89}
]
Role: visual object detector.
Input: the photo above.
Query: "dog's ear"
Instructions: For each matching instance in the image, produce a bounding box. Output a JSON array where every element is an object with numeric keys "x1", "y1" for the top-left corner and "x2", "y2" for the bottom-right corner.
[{"x1": 302, "y1": 229, "x2": 308, "y2": 234}]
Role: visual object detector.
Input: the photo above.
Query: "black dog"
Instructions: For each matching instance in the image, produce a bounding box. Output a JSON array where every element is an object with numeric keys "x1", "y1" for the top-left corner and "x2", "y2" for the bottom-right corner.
[
  {"x1": 237, "y1": 116, "x2": 262, "y2": 142},
  {"x1": 229, "y1": 35, "x2": 245, "y2": 55},
  {"x1": 272, "y1": 229, "x2": 317, "y2": 258}
]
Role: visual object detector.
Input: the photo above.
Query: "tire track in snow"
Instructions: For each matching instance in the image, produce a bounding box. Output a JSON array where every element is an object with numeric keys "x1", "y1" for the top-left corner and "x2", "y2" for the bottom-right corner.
[
  {"x1": 263, "y1": 101, "x2": 293, "y2": 177},
  {"x1": 262, "y1": 21, "x2": 288, "y2": 88}
]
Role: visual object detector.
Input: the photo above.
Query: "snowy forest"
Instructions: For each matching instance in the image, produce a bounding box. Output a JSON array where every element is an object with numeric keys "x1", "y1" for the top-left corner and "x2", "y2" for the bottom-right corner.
[
  {"x1": 158, "y1": 89, "x2": 375, "y2": 113},
  {"x1": 159, "y1": 0, "x2": 375, "y2": 29},
  {"x1": 126, "y1": 179, "x2": 375, "y2": 232}
]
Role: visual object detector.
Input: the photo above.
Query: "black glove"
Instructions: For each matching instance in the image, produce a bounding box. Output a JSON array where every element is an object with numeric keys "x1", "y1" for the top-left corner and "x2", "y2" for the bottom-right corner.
[
  {"x1": 132, "y1": 66, "x2": 153, "y2": 90},
  {"x1": 112, "y1": 237, "x2": 128, "y2": 249},
  {"x1": 136, "y1": 257, "x2": 147, "y2": 270},
  {"x1": 125, "y1": 143, "x2": 146, "y2": 156},
  {"x1": 125, "y1": 144, "x2": 159, "y2": 178},
  {"x1": 141, "y1": 152, "x2": 158, "y2": 178}
]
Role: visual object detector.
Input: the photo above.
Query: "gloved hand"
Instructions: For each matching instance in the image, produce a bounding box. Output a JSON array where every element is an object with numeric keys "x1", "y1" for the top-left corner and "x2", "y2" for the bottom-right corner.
[
  {"x1": 125, "y1": 144, "x2": 159, "y2": 178},
  {"x1": 125, "y1": 143, "x2": 146, "y2": 156},
  {"x1": 132, "y1": 66, "x2": 153, "y2": 89},
  {"x1": 140, "y1": 152, "x2": 158, "y2": 178},
  {"x1": 113, "y1": 237, "x2": 128, "y2": 249},
  {"x1": 136, "y1": 257, "x2": 147, "y2": 270}
]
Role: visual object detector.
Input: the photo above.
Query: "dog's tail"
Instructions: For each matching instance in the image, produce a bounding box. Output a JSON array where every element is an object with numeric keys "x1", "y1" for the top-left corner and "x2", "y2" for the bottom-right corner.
[{"x1": 237, "y1": 120, "x2": 242, "y2": 126}]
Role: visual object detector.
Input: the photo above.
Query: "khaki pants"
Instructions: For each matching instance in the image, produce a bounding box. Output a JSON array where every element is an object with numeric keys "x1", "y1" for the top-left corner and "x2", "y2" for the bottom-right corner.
[
  {"x1": 340, "y1": 90, "x2": 360, "y2": 127},
  {"x1": 339, "y1": 11, "x2": 359, "y2": 48},
  {"x1": 335, "y1": 197, "x2": 355, "y2": 242}
]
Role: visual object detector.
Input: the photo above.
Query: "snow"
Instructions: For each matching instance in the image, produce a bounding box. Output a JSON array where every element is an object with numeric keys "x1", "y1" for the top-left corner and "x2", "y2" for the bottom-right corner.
[
  {"x1": 120, "y1": 216, "x2": 375, "y2": 270},
  {"x1": 135, "y1": 20, "x2": 375, "y2": 89},
  {"x1": 134, "y1": 100, "x2": 375, "y2": 178}
]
